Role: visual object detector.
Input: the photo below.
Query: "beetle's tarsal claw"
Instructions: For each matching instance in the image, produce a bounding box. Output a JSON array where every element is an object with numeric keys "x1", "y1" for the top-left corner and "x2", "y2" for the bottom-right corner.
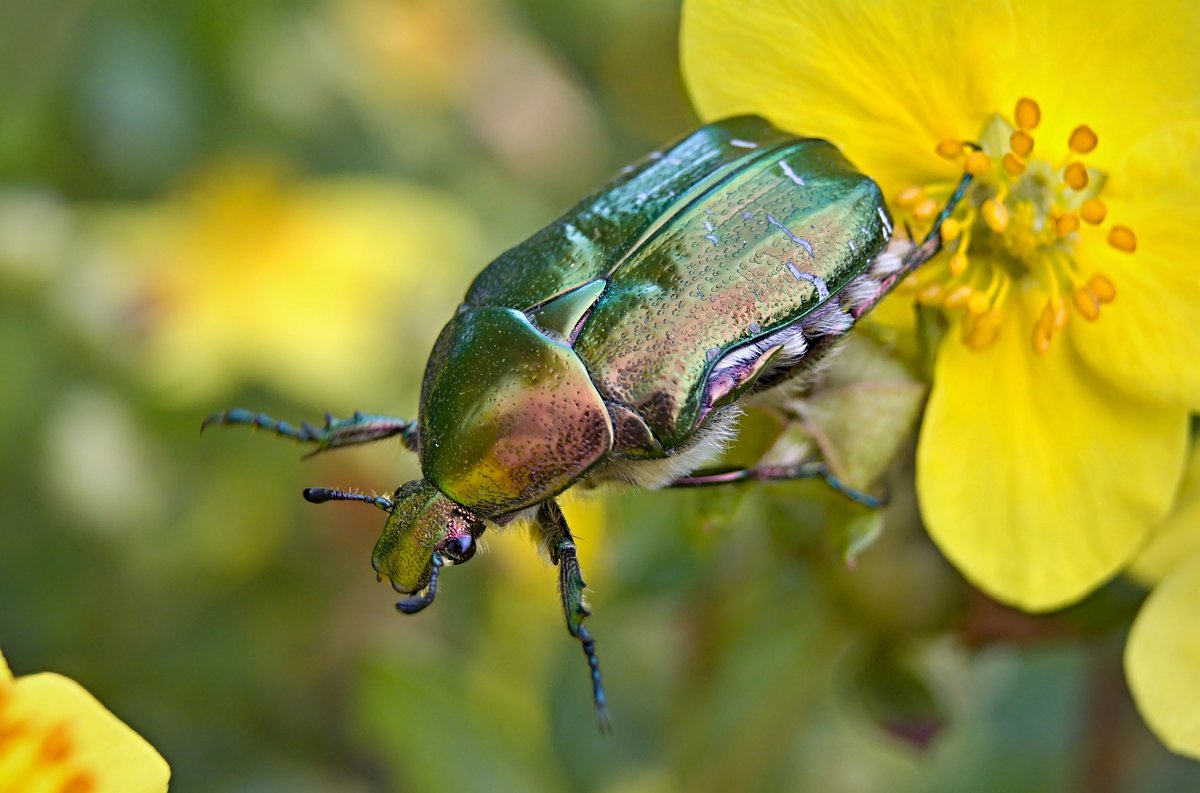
[{"x1": 396, "y1": 553, "x2": 443, "y2": 614}]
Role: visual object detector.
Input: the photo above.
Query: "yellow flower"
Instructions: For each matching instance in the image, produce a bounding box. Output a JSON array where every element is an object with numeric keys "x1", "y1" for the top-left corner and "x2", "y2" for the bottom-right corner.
[
  {"x1": 87, "y1": 162, "x2": 480, "y2": 406},
  {"x1": 1125, "y1": 441, "x2": 1200, "y2": 759},
  {"x1": 682, "y1": 0, "x2": 1200, "y2": 609},
  {"x1": 0, "y1": 649, "x2": 169, "y2": 792}
]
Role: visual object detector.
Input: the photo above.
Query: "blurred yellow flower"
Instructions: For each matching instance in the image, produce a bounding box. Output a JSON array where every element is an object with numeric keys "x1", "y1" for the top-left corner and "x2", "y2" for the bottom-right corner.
[
  {"x1": 682, "y1": 0, "x2": 1200, "y2": 610},
  {"x1": 0, "y1": 649, "x2": 169, "y2": 793},
  {"x1": 1125, "y1": 441, "x2": 1200, "y2": 759},
  {"x1": 88, "y1": 162, "x2": 481, "y2": 406}
]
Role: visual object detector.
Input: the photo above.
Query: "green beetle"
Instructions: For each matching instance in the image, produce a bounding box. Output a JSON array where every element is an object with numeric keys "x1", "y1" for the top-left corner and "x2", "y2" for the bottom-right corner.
[{"x1": 205, "y1": 115, "x2": 970, "y2": 727}]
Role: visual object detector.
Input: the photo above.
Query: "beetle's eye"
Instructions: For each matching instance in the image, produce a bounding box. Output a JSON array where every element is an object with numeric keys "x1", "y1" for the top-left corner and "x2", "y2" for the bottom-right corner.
[{"x1": 442, "y1": 534, "x2": 476, "y2": 564}]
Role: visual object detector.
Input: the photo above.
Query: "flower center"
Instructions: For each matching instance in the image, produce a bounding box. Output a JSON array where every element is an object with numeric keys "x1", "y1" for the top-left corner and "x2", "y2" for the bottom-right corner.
[
  {"x1": 0, "y1": 681, "x2": 96, "y2": 793},
  {"x1": 894, "y1": 98, "x2": 1136, "y2": 354}
]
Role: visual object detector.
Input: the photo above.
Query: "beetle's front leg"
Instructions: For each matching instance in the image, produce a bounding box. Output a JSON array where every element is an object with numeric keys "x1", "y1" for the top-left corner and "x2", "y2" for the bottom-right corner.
[
  {"x1": 202, "y1": 409, "x2": 419, "y2": 456},
  {"x1": 668, "y1": 461, "x2": 884, "y2": 509},
  {"x1": 536, "y1": 500, "x2": 611, "y2": 731}
]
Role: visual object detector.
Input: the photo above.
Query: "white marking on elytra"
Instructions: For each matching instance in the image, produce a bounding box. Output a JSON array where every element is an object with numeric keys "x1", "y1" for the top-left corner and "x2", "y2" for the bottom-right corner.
[
  {"x1": 730, "y1": 139, "x2": 758, "y2": 149},
  {"x1": 768, "y1": 215, "x2": 815, "y2": 257},
  {"x1": 742, "y1": 211, "x2": 753, "y2": 220},
  {"x1": 877, "y1": 208, "x2": 893, "y2": 238},
  {"x1": 702, "y1": 219, "x2": 719, "y2": 244},
  {"x1": 779, "y1": 160, "x2": 806, "y2": 186},
  {"x1": 848, "y1": 239, "x2": 857, "y2": 252},
  {"x1": 785, "y1": 263, "x2": 830, "y2": 300}
]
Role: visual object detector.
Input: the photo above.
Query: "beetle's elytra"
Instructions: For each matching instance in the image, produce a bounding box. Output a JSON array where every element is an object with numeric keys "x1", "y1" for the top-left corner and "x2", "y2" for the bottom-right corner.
[{"x1": 205, "y1": 115, "x2": 971, "y2": 728}]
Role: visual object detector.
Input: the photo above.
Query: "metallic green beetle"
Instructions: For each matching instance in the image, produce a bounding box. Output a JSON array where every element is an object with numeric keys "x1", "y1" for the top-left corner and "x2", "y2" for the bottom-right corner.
[{"x1": 205, "y1": 115, "x2": 970, "y2": 728}]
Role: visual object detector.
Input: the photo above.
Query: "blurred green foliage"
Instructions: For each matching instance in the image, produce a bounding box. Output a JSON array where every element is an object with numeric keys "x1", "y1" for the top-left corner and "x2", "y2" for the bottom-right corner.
[{"x1": 1, "y1": 1, "x2": 1197, "y2": 791}]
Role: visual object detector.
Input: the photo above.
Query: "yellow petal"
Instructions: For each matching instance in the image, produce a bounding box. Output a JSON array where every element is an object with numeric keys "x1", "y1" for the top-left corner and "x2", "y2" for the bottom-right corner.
[
  {"x1": 1070, "y1": 121, "x2": 1200, "y2": 408},
  {"x1": 917, "y1": 290, "x2": 1189, "y2": 610},
  {"x1": 1126, "y1": 553, "x2": 1200, "y2": 759},
  {"x1": 1130, "y1": 440, "x2": 1200, "y2": 585},
  {"x1": 0, "y1": 649, "x2": 10, "y2": 683},
  {"x1": 681, "y1": 0, "x2": 1016, "y2": 191},
  {"x1": 997, "y1": 0, "x2": 1200, "y2": 171},
  {"x1": 4, "y1": 670, "x2": 170, "y2": 793}
]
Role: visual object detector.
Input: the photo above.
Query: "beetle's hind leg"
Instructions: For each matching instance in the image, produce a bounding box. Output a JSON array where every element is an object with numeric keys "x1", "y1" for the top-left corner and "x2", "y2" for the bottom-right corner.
[
  {"x1": 202, "y1": 408, "x2": 419, "y2": 456},
  {"x1": 536, "y1": 500, "x2": 611, "y2": 731},
  {"x1": 668, "y1": 461, "x2": 884, "y2": 509}
]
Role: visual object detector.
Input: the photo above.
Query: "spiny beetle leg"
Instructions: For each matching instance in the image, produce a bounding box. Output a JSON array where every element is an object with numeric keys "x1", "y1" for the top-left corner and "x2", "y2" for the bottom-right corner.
[
  {"x1": 669, "y1": 461, "x2": 885, "y2": 509},
  {"x1": 201, "y1": 408, "x2": 419, "y2": 455},
  {"x1": 396, "y1": 552, "x2": 444, "y2": 614},
  {"x1": 537, "y1": 500, "x2": 611, "y2": 732}
]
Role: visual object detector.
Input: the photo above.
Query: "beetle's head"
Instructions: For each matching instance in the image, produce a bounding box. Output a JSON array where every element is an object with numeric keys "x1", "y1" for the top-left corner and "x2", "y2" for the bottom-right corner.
[
  {"x1": 303, "y1": 479, "x2": 484, "y2": 613},
  {"x1": 374, "y1": 479, "x2": 483, "y2": 594}
]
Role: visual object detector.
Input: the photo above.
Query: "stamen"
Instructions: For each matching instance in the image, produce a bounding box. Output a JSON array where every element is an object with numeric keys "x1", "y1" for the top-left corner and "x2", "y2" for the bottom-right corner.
[
  {"x1": 949, "y1": 251, "x2": 969, "y2": 277},
  {"x1": 982, "y1": 199, "x2": 1009, "y2": 233},
  {"x1": 1014, "y1": 98, "x2": 1041, "y2": 130},
  {"x1": 1089, "y1": 273, "x2": 1117, "y2": 302},
  {"x1": 965, "y1": 151, "x2": 991, "y2": 175},
  {"x1": 1009, "y1": 130, "x2": 1034, "y2": 156},
  {"x1": 896, "y1": 186, "x2": 924, "y2": 208},
  {"x1": 941, "y1": 217, "x2": 961, "y2": 241},
  {"x1": 936, "y1": 139, "x2": 964, "y2": 159},
  {"x1": 1072, "y1": 287, "x2": 1101, "y2": 321},
  {"x1": 1031, "y1": 321, "x2": 1053, "y2": 355},
  {"x1": 1048, "y1": 295, "x2": 1068, "y2": 329},
  {"x1": 1063, "y1": 162, "x2": 1089, "y2": 190},
  {"x1": 1068, "y1": 125, "x2": 1099, "y2": 154},
  {"x1": 1107, "y1": 226, "x2": 1137, "y2": 252},
  {"x1": 916, "y1": 283, "x2": 945, "y2": 305},
  {"x1": 1055, "y1": 213, "x2": 1080, "y2": 237},
  {"x1": 964, "y1": 308, "x2": 1003, "y2": 349},
  {"x1": 912, "y1": 197, "x2": 939, "y2": 222},
  {"x1": 1002, "y1": 152, "x2": 1026, "y2": 175},
  {"x1": 1080, "y1": 198, "x2": 1107, "y2": 224},
  {"x1": 942, "y1": 285, "x2": 973, "y2": 310},
  {"x1": 967, "y1": 292, "x2": 990, "y2": 315}
]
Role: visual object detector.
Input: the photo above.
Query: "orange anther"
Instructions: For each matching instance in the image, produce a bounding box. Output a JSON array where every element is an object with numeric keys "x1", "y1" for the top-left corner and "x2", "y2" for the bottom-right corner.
[
  {"x1": 1002, "y1": 152, "x2": 1027, "y2": 175},
  {"x1": 1107, "y1": 225, "x2": 1137, "y2": 252},
  {"x1": 1080, "y1": 198, "x2": 1107, "y2": 224},
  {"x1": 940, "y1": 218, "x2": 961, "y2": 241},
  {"x1": 1063, "y1": 162, "x2": 1089, "y2": 190},
  {"x1": 1015, "y1": 98, "x2": 1041, "y2": 130},
  {"x1": 936, "y1": 139, "x2": 964, "y2": 160},
  {"x1": 1072, "y1": 287, "x2": 1100, "y2": 321},
  {"x1": 1055, "y1": 213, "x2": 1080, "y2": 237},
  {"x1": 949, "y1": 251, "x2": 969, "y2": 276},
  {"x1": 1089, "y1": 273, "x2": 1117, "y2": 302},
  {"x1": 1068, "y1": 125, "x2": 1098, "y2": 154},
  {"x1": 965, "y1": 150, "x2": 992, "y2": 175},
  {"x1": 1009, "y1": 130, "x2": 1034, "y2": 156}
]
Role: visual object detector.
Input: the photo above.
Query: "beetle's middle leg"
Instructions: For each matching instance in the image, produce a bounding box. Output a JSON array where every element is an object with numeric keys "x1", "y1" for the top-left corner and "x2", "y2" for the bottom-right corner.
[
  {"x1": 535, "y1": 500, "x2": 611, "y2": 731},
  {"x1": 668, "y1": 462, "x2": 884, "y2": 509},
  {"x1": 202, "y1": 408, "x2": 419, "y2": 456}
]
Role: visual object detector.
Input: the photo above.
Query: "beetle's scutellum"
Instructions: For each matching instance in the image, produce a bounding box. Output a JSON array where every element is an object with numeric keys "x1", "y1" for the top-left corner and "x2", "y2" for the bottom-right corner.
[{"x1": 205, "y1": 116, "x2": 971, "y2": 728}]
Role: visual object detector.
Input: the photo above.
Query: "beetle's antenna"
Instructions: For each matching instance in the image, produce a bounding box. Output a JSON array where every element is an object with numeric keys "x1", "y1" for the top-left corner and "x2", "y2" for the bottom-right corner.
[
  {"x1": 303, "y1": 487, "x2": 394, "y2": 512},
  {"x1": 396, "y1": 552, "x2": 444, "y2": 614}
]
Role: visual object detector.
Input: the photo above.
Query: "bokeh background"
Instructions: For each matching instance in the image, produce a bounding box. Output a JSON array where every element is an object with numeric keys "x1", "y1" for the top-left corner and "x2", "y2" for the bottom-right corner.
[{"x1": 2, "y1": 1, "x2": 1198, "y2": 791}]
